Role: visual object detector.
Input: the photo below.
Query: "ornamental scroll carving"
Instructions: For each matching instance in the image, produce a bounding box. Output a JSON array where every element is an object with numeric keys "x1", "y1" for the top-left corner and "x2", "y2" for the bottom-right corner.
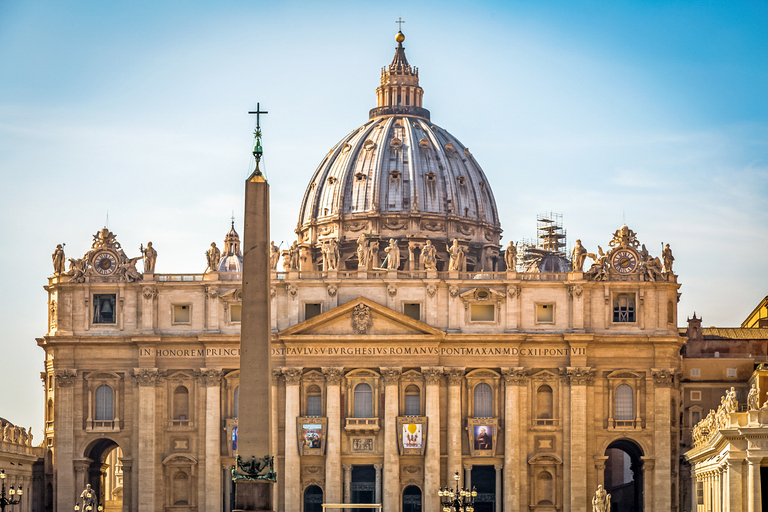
[
  {"x1": 421, "y1": 367, "x2": 443, "y2": 385},
  {"x1": 54, "y1": 369, "x2": 77, "y2": 388},
  {"x1": 351, "y1": 304, "x2": 373, "y2": 334},
  {"x1": 501, "y1": 367, "x2": 528, "y2": 385},
  {"x1": 283, "y1": 368, "x2": 303, "y2": 385},
  {"x1": 445, "y1": 367, "x2": 465, "y2": 385},
  {"x1": 387, "y1": 285, "x2": 397, "y2": 297},
  {"x1": 426, "y1": 284, "x2": 437, "y2": 298},
  {"x1": 142, "y1": 287, "x2": 158, "y2": 300},
  {"x1": 507, "y1": 286, "x2": 521, "y2": 299},
  {"x1": 196, "y1": 368, "x2": 223, "y2": 387},
  {"x1": 132, "y1": 368, "x2": 164, "y2": 387},
  {"x1": 565, "y1": 367, "x2": 595, "y2": 385},
  {"x1": 651, "y1": 369, "x2": 677, "y2": 388},
  {"x1": 322, "y1": 367, "x2": 344, "y2": 385},
  {"x1": 271, "y1": 368, "x2": 282, "y2": 385},
  {"x1": 327, "y1": 285, "x2": 337, "y2": 297},
  {"x1": 379, "y1": 367, "x2": 402, "y2": 386}
]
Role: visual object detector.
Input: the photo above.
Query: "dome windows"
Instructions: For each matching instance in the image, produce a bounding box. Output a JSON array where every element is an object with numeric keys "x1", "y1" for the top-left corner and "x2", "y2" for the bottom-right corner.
[
  {"x1": 425, "y1": 172, "x2": 436, "y2": 182},
  {"x1": 355, "y1": 172, "x2": 367, "y2": 181},
  {"x1": 363, "y1": 139, "x2": 376, "y2": 152},
  {"x1": 418, "y1": 138, "x2": 430, "y2": 149},
  {"x1": 458, "y1": 176, "x2": 467, "y2": 186},
  {"x1": 390, "y1": 138, "x2": 403, "y2": 150},
  {"x1": 342, "y1": 143, "x2": 352, "y2": 154},
  {"x1": 390, "y1": 170, "x2": 401, "y2": 179},
  {"x1": 327, "y1": 176, "x2": 338, "y2": 185}
]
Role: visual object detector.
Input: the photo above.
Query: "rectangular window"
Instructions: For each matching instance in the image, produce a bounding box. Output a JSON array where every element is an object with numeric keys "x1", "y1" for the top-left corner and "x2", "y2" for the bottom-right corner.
[
  {"x1": 93, "y1": 294, "x2": 117, "y2": 324},
  {"x1": 613, "y1": 293, "x2": 636, "y2": 322},
  {"x1": 727, "y1": 368, "x2": 737, "y2": 377},
  {"x1": 305, "y1": 303, "x2": 322, "y2": 321},
  {"x1": 691, "y1": 410, "x2": 701, "y2": 426},
  {"x1": 690, "y1": 368, "x2": 701, "y2": 377},
  {"x1": 173, "y1": 304, "x2": 191, "y2": 324},
  {"x1": 405, "y1": 394, "x2": 420, "y2": 416},
  {"x1": 230, "y1": 304, "x2": 242, "y2": 323},
  {"x1": 403, "y1": 303, "x2": 421, "y2": 321},
  {"x1": 307, "y1": 395, "x2": 322, "y2": 416},
  {"x1": 470, "y1": 304, "x2": 495, "y2": 322},
  {"x1": 536, "y1": 304, "x2": 554, "y2": 323},
  {"x1": 690, "y1": 390, "x2": 701, "y2": 401}
]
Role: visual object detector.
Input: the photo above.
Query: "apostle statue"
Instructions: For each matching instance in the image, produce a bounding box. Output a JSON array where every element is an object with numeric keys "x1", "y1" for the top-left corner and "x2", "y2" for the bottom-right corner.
[
  {"x1": 570, "y1": 239, "x2": 588, "y2": 272},
  {"x1": 323, "y1": 238, "x2": 340, "y2": 270},
  {"x1": 141, "y1": 241, "x2": 157, "y2": 273},
  {"x1": 382, "y1": 238, "x2": 400, "y2": 270},
  {"x1": 52, "y1": 244, "x2": 66, "y2": 275},
  {"x1": 269, "y1": 241, "x2": 281, "y2": 271},
  {"x1": 591, "y1": 484, "x2": 610, "y2": 512},
  {"x1": 504, "y1": 241, "x2": 517, "y2": 271},
  {"x1": 662, "y1": 243, "x2": 675, "y2": 274},
  {"x1": 747, "y1": 384, "x2": 760, "y2": 411},
  {"x1": 447, "y1": 239, "x2": 465, "y2": 271},
  {"x1": 357, "y1": 234, "x2": 372, "y2": 270},
  {"x1": 206, "y1": 243, "x2": 221, "y2": 272},
  {"x1": 420, "y1": 240, "x2": 437, "y2": 270},
  {"x1": 288, "y1": 241, "x2": 301, "y2": 270}
]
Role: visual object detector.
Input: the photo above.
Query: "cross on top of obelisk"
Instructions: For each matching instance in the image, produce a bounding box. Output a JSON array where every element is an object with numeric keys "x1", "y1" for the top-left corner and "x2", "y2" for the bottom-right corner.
[
  {"x1": 248, "y1": 102, "x2": 268, "y2": 129},
  {"x1": 396, "y1": 17, "x2": 405, "y2": 30},
  {"x1": 248, "y1": 103, "x2": 268, "y2": 172}
]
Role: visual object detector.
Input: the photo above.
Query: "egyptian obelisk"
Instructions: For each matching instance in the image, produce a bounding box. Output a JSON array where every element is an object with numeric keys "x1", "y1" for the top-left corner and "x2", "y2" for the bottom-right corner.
[{"x1": 233, "y1": 105, "x2": 275, "y2": 511}]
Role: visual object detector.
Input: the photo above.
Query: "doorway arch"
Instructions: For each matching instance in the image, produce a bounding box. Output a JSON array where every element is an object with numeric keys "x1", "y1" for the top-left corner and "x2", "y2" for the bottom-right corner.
[
  {"x1": 402, "y1": 485, "x2": 422, "y2": 512},
  {"x1": 84, "y1": 438, "x2": 124, "y2": 511},
  {"x1": 304, "y1": 485, "x2": 323, "y2": 512},
  {"x1": 604, "y1": 438, "x2": 644, "y2": 512}
]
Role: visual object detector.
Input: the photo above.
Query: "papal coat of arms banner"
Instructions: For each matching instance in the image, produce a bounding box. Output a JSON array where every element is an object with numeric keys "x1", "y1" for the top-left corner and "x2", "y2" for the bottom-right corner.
[{"x1": 397, "y1": 416, "x2": 427, "y2": 455}]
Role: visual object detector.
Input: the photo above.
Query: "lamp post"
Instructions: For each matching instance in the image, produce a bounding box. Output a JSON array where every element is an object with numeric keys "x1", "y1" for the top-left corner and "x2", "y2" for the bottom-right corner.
[
  {"x1": 0, "y1": 470, "x2": 23, "y2": 511},
  {"x1": 73, "y1": 483, "x2": 103, "y2": 512},
  {"x1": 438, "y1": 471, "x2": 477, "y2": 512}
]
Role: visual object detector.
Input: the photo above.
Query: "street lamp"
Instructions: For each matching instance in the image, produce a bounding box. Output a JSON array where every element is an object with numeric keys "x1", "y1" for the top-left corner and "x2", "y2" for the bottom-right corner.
[
  {"x1": 73, "y1": 484, "x2": 103, "y2": 512},
  {"x1": 0, "y1": 470, "x2": 23, "y2": 511},
  {"x1": 438, "y1": 471, "x2": 477, "y2": 512}
]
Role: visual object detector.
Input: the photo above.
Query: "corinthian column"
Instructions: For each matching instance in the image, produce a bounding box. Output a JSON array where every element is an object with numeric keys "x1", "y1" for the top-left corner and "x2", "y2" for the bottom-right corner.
[
  {"x1": 501, "y1": 367, "x2": 527, "y2": 512},
  {"x1": 381, "y1": 367, "x2": 402, "y2": 512},
  {"x1": 445, "y1": 368, "x2": 466, "y2": 486},
  {"x1": 567, "y1": 367, "x2": 594, "y2": 512},
  {"x1": 198, "y1": 368, "x2": 223, "y2": 512},
  {"x1": 323, "y1": 367, "x2": 344, "y2": 504},
  {"x1": 283, "y1": 368, "x2": 303, "y2": 512},
  {"x1": 422, "y1": 367, "x2": 443, "y2": 512},
  {"x1": 133, "y1": 368, "x2": 162, "y2": 512},
  {"x1": 54, "y1": 370, "x2": 77, "y2": 512}
]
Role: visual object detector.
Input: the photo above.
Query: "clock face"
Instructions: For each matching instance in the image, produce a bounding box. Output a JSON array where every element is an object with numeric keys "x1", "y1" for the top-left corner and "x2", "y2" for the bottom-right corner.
[
  {"x1": 612, "y1": 250, "x2": 637, "y2": 274},
  {"x1": 93, "y1": 251, "x2": 118, "y2": 275}
]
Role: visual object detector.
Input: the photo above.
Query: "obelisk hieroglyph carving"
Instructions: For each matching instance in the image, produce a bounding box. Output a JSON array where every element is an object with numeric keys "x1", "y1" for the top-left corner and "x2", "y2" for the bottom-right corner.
[{"x1": 233, "y1": 104, "x2": 275, "y2": 512}]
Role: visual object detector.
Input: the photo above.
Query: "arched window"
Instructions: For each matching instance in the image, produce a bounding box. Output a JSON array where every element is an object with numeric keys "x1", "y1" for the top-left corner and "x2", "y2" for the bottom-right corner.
[
  {"x1": 354, "y1": 383, "x2": 373, "y2": 418},
  {"x1": 474, "y1": 383, "x2": 492, "y2": 417},
  {"x1": 47, "y1": 398, "x2": 54, "y2": 425},
  {"x1": 615, "y1": 384, "x2": 633, "y2": 421},
  {"x1": 405, "y1": 385, "x2": 420, "y2": 416},
  {"x1": 306, "y1": 385, "x2": 322, "y2": 416},
  {"x1": 536, "y1": 385, "x2": 554, "y2": 420},
  {"x1": 304, "y1": 484, "x2": 323, "y2": 512},
  {"x1": 233, "y1": 386, "x2": 239, "y2": 419},
  {"x1": 172, "y1": 472, "x2": 189, "y2": 505},
  {"x1": 402, "y1": 484, "x2": 423, "y2": 512},
  {"x1": 95, "y1": 385, "x2": 114, "y2": 421},
  {"x1": 536, "y1": 471, "x2": 554, "y2": 505},
  {"x1": 173, "y1": 386, "x2": 190, "y2": 421}
]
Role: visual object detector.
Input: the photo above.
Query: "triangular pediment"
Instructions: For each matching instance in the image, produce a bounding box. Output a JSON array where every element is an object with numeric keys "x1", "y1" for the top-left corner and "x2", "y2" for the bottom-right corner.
[{"x1": 279, "y1": 297, "x2": 444, "y2": 339}]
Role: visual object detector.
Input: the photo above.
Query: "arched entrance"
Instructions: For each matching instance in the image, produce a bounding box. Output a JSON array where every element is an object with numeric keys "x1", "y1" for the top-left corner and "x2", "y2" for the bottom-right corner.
[
  {"x1": 402, "y1": 485, "x2": 422, "y2": 512},
  {"x1": 84, "y1": 438, "x2": 124, "y2": 512},
  {"x1": 604, "y1": 439, "x2": 644, "y2": 512},
  {"x1": 304, "y1": 485, "x2": 323, "y2": 512}
]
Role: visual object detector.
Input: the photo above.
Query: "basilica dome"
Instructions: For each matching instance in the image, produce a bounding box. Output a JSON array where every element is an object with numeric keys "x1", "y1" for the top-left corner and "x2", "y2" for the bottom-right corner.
[{"x1": 296, "y1": 32, "x2": 502, "y2": 272}]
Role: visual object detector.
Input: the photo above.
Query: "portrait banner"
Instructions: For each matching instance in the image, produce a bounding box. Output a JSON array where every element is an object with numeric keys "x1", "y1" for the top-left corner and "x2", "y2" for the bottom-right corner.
[
  {"x1": 467, "y1": 417, "x2": 498, "y2": 457},
  {"x1": 226, "y1": 418, "x2": 238, "y2": 457},
  {"x1": 397, "y1": 416, "x2": 427, "y2": 456},
  {"x1": 297, "y1": 417, "x2": 328, "y2": 456}
]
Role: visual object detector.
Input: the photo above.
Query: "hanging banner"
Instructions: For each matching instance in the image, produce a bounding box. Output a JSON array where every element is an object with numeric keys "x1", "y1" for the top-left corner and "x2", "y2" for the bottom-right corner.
[
  {"x1": 397, "y1": 416, "x2": 427, "y2": 456},
  {"x1": 226, "y1": 419, "x2": 238, "y2": 457},
  {"x1": 297, "y1": 417, "x2": 328, "y2": 456},
  {"x1": 467, "y1": 417, "x2": 498, "y2": 457}
]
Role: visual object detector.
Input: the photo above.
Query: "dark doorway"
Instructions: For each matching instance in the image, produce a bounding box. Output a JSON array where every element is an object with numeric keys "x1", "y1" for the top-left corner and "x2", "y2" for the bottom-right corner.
[
  {"x1": 351, "y1": 465, "x2": 376, "y2": 512},
  {"x1": 84, "y1": 438, "x2": 123, "y2": 510},
  {"x1": 604, "y1": 439, "x2": 644, "y2": 512},
  {"x1": 402, "y1": 485, "x2": 422, "y2": 512},
  {"x1": 304, "y1": 485, "x2": 323, "y2": 512},
  {"x1": 470, "y1": 465, "x2": 495, "y2": 512}
]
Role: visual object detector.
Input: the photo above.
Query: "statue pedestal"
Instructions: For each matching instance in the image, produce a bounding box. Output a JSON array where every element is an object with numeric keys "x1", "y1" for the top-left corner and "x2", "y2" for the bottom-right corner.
[
  {"x1": 505, "y1": 271, "x2": 518, "y2": 279},
  {"x1": 203, "y1": 271, "x2": 219, "y2": 281},
  {"x1": 387, "y1": 270, "x2": 399, "y2": 279},
  {"x1": 326, "y1": 270, "x2": 338, "y2": 279},
  {"x1": 568, "y1": 271, "x2": 584, "y2": 280},
  {"x1": 233, "y1": 480, "x2": 273, "y2": 512},
  {"x1": 357, "y1": 271, "x2": 368, "y2": 279},
  {"x1": 287, "y1": 271, "x2": 299, "y2": 280},
  {"x1": 448, "y1": 271, "x2": 459, "y2": 280},
  {"x1": 426, "y1": 270, "x2": 438, "y2": 279},
  {"x1": 143, "y1": 272, "x2": 155, "y2": 281}
]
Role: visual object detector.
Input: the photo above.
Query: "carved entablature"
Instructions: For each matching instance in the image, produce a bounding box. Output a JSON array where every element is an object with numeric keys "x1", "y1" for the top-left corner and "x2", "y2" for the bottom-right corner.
[
  {"x1": 55, "y1": 369, "x2": 78, "y2": 388},
  {"x1": 564, "y1": 367, "x2": 595, "y2": 385},
  {"x1": 421, "y1": 367, "x2": 443, "y2": 385},
  {"x1": 196, "y1": 368, "x2": 223, "y2": 387},
  {"x1": 583, "y1": 224, "x2": 673, "y2": 283},
  {"x1": 651, "y1": 368, "x2": 677, "y2": 388},
  {"x1": 501, "y1": 367, "x2": 528, "y2": 385},
  {"x1": 302, "y1": 465, "x2": 324, "y2": 488}
]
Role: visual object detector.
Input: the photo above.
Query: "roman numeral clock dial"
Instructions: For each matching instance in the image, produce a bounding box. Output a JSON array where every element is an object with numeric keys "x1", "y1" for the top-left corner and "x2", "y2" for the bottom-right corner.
[
  {"x1": 93, "y1": 251, "x2": 118, "y2": 275},
  {"x1": 612, "y1": 250, "x2": 637, "y2": 274}
]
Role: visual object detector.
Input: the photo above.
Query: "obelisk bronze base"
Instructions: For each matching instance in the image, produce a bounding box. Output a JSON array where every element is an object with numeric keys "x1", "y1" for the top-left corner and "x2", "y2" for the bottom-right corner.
[{"x1": 233, "y1": 480, "x2": 273, "y2": 512}]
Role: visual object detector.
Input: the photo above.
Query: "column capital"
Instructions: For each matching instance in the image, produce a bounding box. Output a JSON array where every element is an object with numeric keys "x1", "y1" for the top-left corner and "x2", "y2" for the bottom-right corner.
[
  {"x1": 119, "y1": 458, "x2": 133, "y2": 471},
  {"x1": 196, "y1": 368, "x2": 223, "y2": 387},
  {"x1": 494, "y1": 463, "x2": 503, "y2": 471},
  {"x1": 445, "y1": 367, "x2": 466, "y2": 385},
  {"x1": 421, "y1": 367, "x2": 444, "y2": 385},
  {"x1": 132, "y1": 368, "x2": 164, "y2": 386},
  {"x1": 651, "y1": 368, "x2": 678, "y2": 388},
  {"x1": 463, "y1": 463, "x2": 473, "y2": 471},
  {"x1": 343, "y1": 464, "x2": 353, "y2": 471},
  {"x1": 747, "y1": 456, "x2": 763, "y2": 465},
  {"x1": 73, "y1": 459, "x2": 92, "y2": 472},
  {"x1": 374, "y1": 463, "x2": 383, "y2": 470},
  {"x1": 501, "y1": 367, "x2": 528, "y2": 384},
  {"x1": 271, "y1": 368, "x2": 282, "y2": 385},
  {"x1": 322, "y1": 367, "x2": 345, "y2": 384},
  {"x1": 641, "y1": 456, "x2": 655, "y2": 471},
  {"x1": 283, "y1": 367, "x2": 304, "y2": 385},
  {"x1": 380, "y1": 367, "x2": 402, "y2": 385},
  {"x1": 564, "y1": 366, "x2": 595, "y2": 385},
  {"x1": 54, "y1": 369, "x2": 78, "y2": 388}
]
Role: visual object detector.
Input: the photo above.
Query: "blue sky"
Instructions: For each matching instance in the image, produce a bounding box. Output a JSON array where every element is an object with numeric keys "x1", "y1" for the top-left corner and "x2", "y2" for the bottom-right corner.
[{"x1": 1, "y1": 0, "x2": 766, "y2": 436}]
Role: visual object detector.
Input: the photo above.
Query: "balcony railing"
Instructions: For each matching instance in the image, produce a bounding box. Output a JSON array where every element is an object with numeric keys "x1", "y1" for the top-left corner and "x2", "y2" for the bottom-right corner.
[{"x1": 345, "y1": 417, "x2": 380, "y2": 433}]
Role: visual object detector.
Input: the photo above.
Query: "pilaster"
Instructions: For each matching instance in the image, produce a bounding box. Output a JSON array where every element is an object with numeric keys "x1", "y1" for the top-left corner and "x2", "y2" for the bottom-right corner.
[
  {"x1": 445, "y1": 367, "x2": 465, "y2": 486},
  {"x1": 283, "y1": 367, "x2": 303, "y2": 512},
  {"x1": 198, "y1": 368, "x2": 223, "y2": 512},
  {"x1": 422, "y1": 366, "x2": 443, "y2": 512},
  {"x1": 133, "y1": 368, "x2": 162, "y2": 512},
  {"x1": 54, "y1": 369, "x2": 77, "y2": 512},
  {"x1": 323, "y1": 367, "x2": 344, "y2": 504},
  {"x1": 567, "y1": 367, "x2": 594, "y2": 512},
  {"x1": 501, "y1": 367, "x2": 527, "y2": 512},
  {"x1": 651, "y1": 368, "x2": 675, "y2": 512},
  {"x1": 381, "y1": 367, "x2": 402, "y2": 512}
]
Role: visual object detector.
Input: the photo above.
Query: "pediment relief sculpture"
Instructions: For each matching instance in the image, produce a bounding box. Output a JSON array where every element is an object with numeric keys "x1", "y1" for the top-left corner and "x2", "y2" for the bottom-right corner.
[{"x1": 459, "y1": 287, "x2": 505, "y2": 303}]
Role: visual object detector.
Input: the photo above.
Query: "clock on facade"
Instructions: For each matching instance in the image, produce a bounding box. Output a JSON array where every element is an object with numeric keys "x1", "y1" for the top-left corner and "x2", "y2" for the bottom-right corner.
[
  {"x1": 93, "y1": 251, "x2": 118, "y2": 275},
  {"x1": 611, "y1": 250, "x2": 637, "y2": 274}
]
